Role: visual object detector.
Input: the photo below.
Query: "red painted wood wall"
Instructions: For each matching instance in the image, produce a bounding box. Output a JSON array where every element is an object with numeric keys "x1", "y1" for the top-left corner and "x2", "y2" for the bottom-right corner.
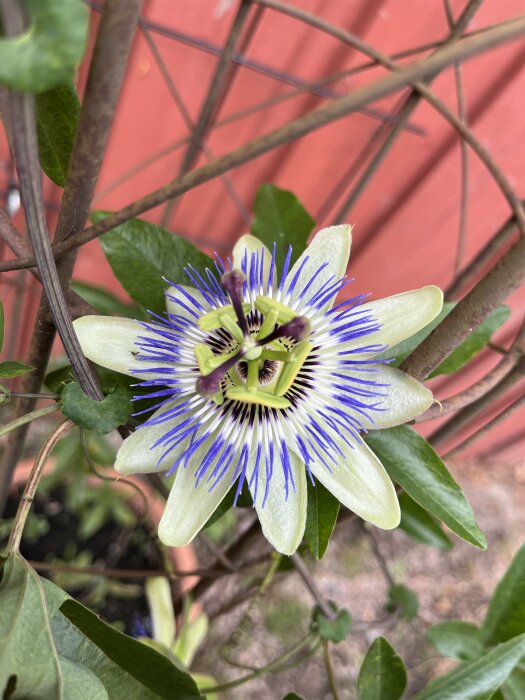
[{"x1": 1, "y1": 0, "x2": 524, "y2": 461}]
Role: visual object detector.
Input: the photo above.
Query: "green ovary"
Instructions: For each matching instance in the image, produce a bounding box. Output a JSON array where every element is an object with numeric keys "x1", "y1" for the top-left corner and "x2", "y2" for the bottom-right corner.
[{"x1": 194, "y1": 295, "x2": 312, "y2": 410}]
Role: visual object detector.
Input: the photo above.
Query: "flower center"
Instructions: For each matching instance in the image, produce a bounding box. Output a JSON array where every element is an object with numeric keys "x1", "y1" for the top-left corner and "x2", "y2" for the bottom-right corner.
[{"x1": 194, "y1": 269, "x2": 312, "y2": 409}]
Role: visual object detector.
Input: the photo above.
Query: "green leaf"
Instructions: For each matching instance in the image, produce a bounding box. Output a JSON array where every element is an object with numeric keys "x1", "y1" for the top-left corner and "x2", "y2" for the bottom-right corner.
[
  {"x1": 44, "y1": 364, "x2": 75, "y2": 394},
  {"x1": 60, "y1": 382, "x2": 131, "y2": 434},
  {"x1": 504, "y1": 667, "x2": 525, "y2": 700},
  {"x1": 251, "y1": 184, "x2": 315, "y2": 273},
  {"x1": 378, "y1": 302, "x2": 454, "y2": 366},
  {"x1": 357, "y1": 636, "x2": 407, "y2": 700},
  {"x1": 282, "y1": 694, "x2": 305, "y2": 700},
  {"x1": 366, "y1": 426, "x2": 486, "y2": 549},
  {"x1": 0, "y1": 554, "x2": 62, "y2": 698},
  {"x1": 57, "y1": 599, "x2": 201, "y2": 699},
  {"x1": 427, "y1": 620, "x2": 484, "y2": 661},
  {"x1": 481, "y1": 544, "x2": 525, "y2": 646},
  {"x1": 304, "y1": 479, "x2": 340, "y2": 559},
  {"x1": 398, "y1": 492, "x2": 453, "y2": 551},
  {"x1": 71, "y1": 280, "x2": 144, "y2": 319},
  {"x1": 429, "y1": 306, "x2": 510, "y2": 378},
  {"x1": 36, "y1": 83, "x2": 79, "y2": 186},
  {"x1": 95, "y1": 212, "x2": 213, "y2": 316},
  {"x1": 414, "y1": 633, "x2": 525, "y2": 699},
  {"x1": 0, "y1": 360, "x2": 34, "y2": 378},
  {"x1": 386, "y1": 584, "x2": 419, "y2": 620},
  {"x1": 0, "y1": 0, "x2": 88, "y2": 92},
  {"x1": 0, "y1": 301, "x2": 4, "y2": 352},
  {"x1": 313, "y1": 607, "x2": 352, "y2": 643}
]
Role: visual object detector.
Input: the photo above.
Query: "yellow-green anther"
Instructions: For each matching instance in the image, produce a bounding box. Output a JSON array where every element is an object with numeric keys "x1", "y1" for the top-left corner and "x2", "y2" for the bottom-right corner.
[
  {"x1": 211, "y1": 389, "x2": 224, "y2": 406},
  {"x1": 247, "y1": 360, "x2": 259, "y2": 391},
  {"x1": 194, "y1": 343, "x2": 215, "y2": 375},
  {"x1": 257, "y1": 308, "x2": 279, "y2": 341},
  {"x1": 198, "y1": 303, "x2": 251, "y2": 332},
  {"x1": 226, "y1": 386, "x2": 291, "y2": 409},
  {"x1": 206, "y1": 347, "x2": 240, "y2": 371},
  {"x1": 260, "y1": 349, "x2": 291, "y2": 363},
  {"x1": 274, "y1": 341, "x2": 313, "y2": 396},
  {"x1": 255, "y1": 295, "x2": 297, "y2": 324},
  {"x1": 220, "y1": 313, "x2": 245, "y2": 343},
  {"x1": 194, "y1": 344, "x2": 238, "y2": 374}
]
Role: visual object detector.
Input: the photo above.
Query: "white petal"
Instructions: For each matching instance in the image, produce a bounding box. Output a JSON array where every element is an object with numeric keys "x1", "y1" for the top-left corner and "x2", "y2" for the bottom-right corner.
[
  {"x1": 333, "y1": 365, "x2": 433, "y2": 429},
  {"x1": 232, "y1": 234, "x2": 274, "y2": 290},
  {"x1": 249, "y1": 448, "x2": 307, "y2": 556},
  {"x1": 309, "y1": 438, "x2": 400, "y2": 529},
  {"x1": 355, "y1": 286, "x2": 443, "y2": 353},
  {"x1": 73, "y1": 315, "x2": 172, "y2": 379},
  {"x1": 286, "y1": 225, "x2": 352, "y2": 312},
  {"x1": 158, "y1": 455, "x2": 234, "y2": 547},
  {"x1": 115, "y1": 400, "x2": 188, "y2": 474},
  {"x1": 165, "y1": 284, "x2": 210, "y2": 319}
]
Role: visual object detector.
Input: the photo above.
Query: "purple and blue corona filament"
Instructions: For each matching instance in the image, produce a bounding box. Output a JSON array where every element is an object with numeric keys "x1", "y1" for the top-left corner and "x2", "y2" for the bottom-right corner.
[{"x1": 129, "y1": 244, "x2": 391, "y2": 506}]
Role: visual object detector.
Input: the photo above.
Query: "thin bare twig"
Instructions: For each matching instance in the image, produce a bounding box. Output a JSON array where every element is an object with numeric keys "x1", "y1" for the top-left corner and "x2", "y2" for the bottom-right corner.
[
  {"x1": 401, "y1": 235, "x2": 525, "y2": 380},
  {"x1": 444, "y1": 391, "x2": 525, "y2": 458},
  {"x1": 444, "y1": 0, "x2": 470, "y2": 275},
  {"x1": 430, "y1": 354, "x2": 525, "y2": 447},
  {"x1": 257, "y1": 0, "x2": 482, "y2": 224},
  {"x1": 416, "y1": 315, "x2": 525, "y2": 422},
  {"x1": 2, "y1": 14, "x2": 525, "y2": 274},
  {"x1": 0, "y1": 206, "x2": 31, "y2": 258},
  {"x1": 323, "y1": 642, "x2": 341, "y2": 700},
  {"x1": 446, "y1": 211, "x2": 519, "y2": 299},
  {"x1": 160, "y1": 0, "x2": 253, "y2": 227},
  {"x1": 4, "y1": 420, "x2": 73, "y2": 555},
  {"x1": 292, "y1": 552, "x2": 336, "y2": 620},
  {"x1": 139, "y1": 23, "x2": 250, "y2": 226}
]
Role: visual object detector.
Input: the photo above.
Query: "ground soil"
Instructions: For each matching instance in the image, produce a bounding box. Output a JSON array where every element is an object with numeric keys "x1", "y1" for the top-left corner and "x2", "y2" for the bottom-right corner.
[{"x1": 195, "y1": 457, "x2": 525, "y2": 699}]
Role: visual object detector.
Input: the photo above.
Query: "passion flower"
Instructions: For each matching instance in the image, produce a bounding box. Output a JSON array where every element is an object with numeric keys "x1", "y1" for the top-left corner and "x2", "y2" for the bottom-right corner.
[{"x1": 74, "y1": 226, "x2": 443, "y2": 554}]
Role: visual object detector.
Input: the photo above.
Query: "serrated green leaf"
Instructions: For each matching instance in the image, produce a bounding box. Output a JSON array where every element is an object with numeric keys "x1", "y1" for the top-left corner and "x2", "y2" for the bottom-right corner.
[
  {"x1": 378, "y1": 303, "x2": 454, "y2": 366},
  {"x1": 57, "y1": 599, "x2": 201, "y2": 698},
  {"x1": 95, "y1": 212, "x2": 213, "y2": 316},
  {"x1": 357, "y1": 636, "x2": 407, "y2": 700},
  {"x1": 0, "y1": 360, "x2": 33, "y2": 378},
  {"x1": 251, "y1": 184, "x2": 315, "y2": 273},
  {"x1": 414, "y1": 633, "x2": 525, "y2": 699},
  {"x1": 304, "y1": 479, "x2": 340, "y2": 559},
  {"x1": 481, "y1": 544, "x2": 525, "y2": 646},
  {"x1": 429, "y1": 306, "x2": 510, "y2": 377},
  {"x1": 386, "y1": 584, "x2": 419, "y2": 620},
  {"x1": 313, "y1": 607, "x2": 352, "y2": 643},
  {"x1": 0, "y1": 554, "x2": 62, "y2": 698},
  {"x1": 0, "y1": 0, "x2": 88, "y2": 92},
  {"x1": 366, "y1": 426, "x2": 486, "y2": 549},
  {"x1": 427, "y1": 620, "x2": 484, "y2": 661},
  {"x1": 71, "y1": 280, "x2": 144, "y2": 319},
  {"x1": 398, "y1": 492, "x2": 453, "y2": 551},
  {"x1": 36, "y1": 83, "x2": 79, "y2": 186},
  {"x1": 60, "y1": 382, "x2": 131, "y2": 434}
]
